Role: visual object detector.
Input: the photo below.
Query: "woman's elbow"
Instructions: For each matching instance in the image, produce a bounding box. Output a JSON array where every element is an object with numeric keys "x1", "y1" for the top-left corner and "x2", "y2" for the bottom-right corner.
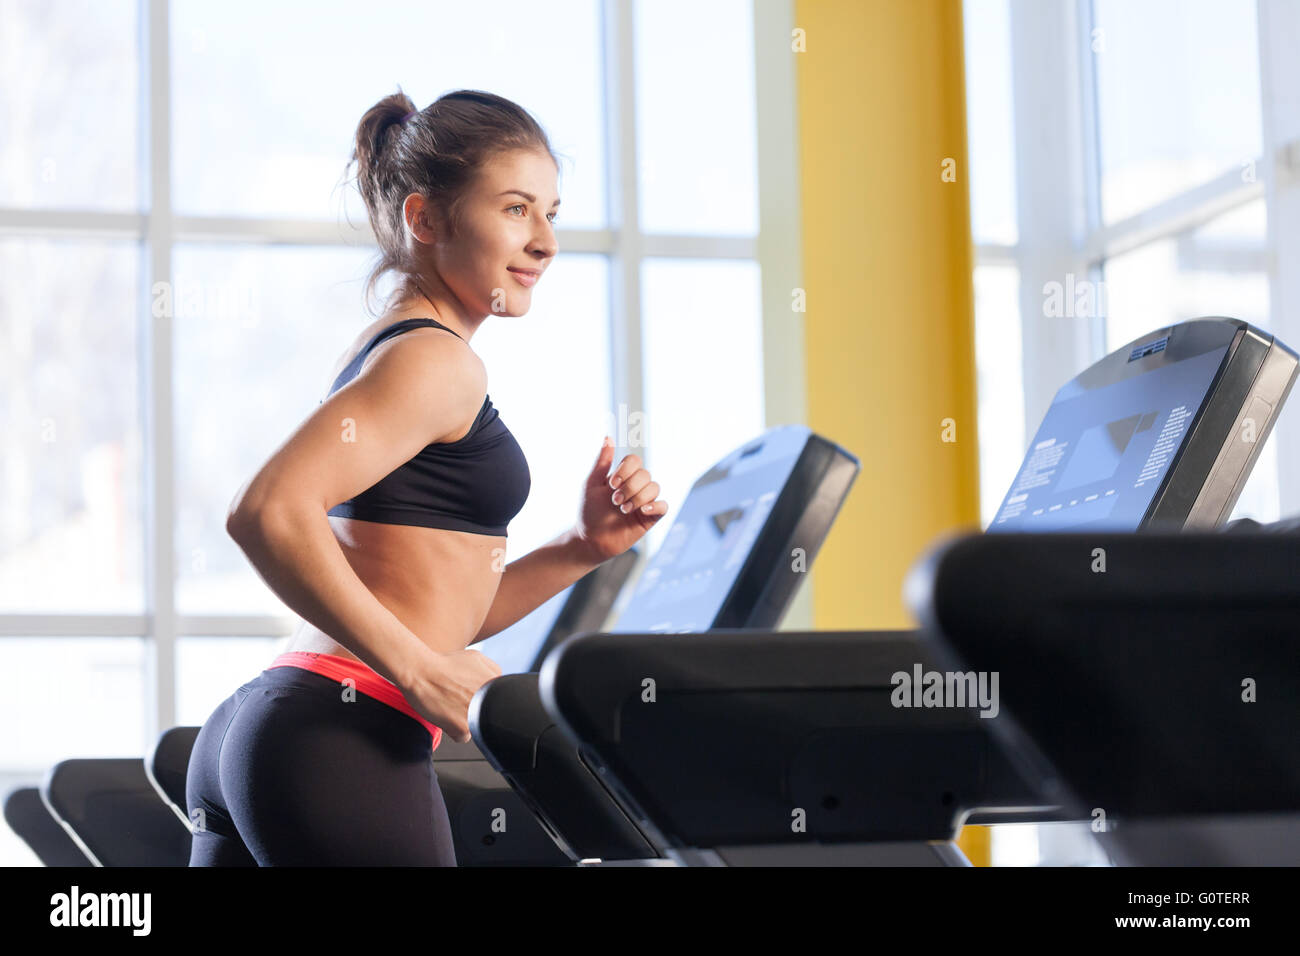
[
  {"x1": 226, "y1": 496, "x2": 287, "y2": 545},
  {"x1": 226, "y1": 505, "x2": 263, "y2": 547},
  {"x1": 228, "y1": 496, "x2": 320, "y2": 549},
  {"x1": 225, "y1": 477, "x2": 263, "y2": 540}
]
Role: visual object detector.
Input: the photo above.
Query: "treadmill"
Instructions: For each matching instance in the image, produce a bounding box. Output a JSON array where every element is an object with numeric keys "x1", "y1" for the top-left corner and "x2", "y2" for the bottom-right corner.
[
  {"x1": 3, "y1": 786, "x2": 93, "y2": 866},
  {"x1": 536, "y1": 318, "x2": 1297, "y2": 865},
  {"x1": 911, "y1": 526, "x2": 1300, "y2": 865},
  {"x1": 905, "y1": 317, "x2": 1300, "y2": 864},
  {"x1": 470, "y1": 425, "x2": 861, "y2": 863},
  {"x1": 40, "y1": 758, "x2": 193, "y2": 866}
]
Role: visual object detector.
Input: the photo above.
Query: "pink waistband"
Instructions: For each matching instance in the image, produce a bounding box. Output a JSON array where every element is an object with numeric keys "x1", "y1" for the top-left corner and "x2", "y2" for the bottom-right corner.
[{"x1": 267, "y1": 651, "x2": 443, "y2": 752}]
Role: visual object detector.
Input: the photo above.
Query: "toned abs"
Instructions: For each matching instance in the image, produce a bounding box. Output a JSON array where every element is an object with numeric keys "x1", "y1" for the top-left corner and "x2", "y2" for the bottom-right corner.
[{"x1": 280, "y1": 315, "x2": 501, "y2": 663}]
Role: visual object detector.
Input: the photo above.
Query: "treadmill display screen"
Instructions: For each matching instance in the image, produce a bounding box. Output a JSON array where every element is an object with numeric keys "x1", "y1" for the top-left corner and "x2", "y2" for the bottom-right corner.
[
  {"x1": 611, "y1": 452, "x2": 800, "y2": 633},
  {"x1": 989, "y1": 343, "x2": 1230, "y2": 531}
]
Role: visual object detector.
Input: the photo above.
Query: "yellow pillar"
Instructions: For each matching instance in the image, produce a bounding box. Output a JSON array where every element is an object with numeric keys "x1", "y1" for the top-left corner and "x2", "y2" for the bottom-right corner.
[
  {"x1": 795, "y1": 0, "x2": 981, "y2": 630},
  {"x1": 794, "y1": 0, "x2": 988, "y2": 865}
]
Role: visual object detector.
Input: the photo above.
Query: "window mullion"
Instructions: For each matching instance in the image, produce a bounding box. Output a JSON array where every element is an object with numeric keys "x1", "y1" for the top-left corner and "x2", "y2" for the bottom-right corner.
[
  {"x1": 1254, "y1": 0, "x2": 1300, "y2": 520},
  {"x1": 142, "y1": 0, "x2": 176, "y2": 747},
  {"x1": 601, "y1": 0, "x2": 645, "y2": 467},
  {"x1": 1009, "y1": 0, "x2": 1093, "y2": 440}
]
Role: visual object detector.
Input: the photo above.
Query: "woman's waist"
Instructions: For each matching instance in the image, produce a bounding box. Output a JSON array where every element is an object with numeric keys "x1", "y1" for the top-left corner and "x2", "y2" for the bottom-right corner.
[
  {"x1": 266, "y1": 651, "x2": 444, "y2": 750},
  {"x1": 331, "y1": 514, "x2": 505, "y2": 589},
  {"x1": 297, "y1": 556, "x2": 495, "y2": 643},
  {"x1": 340, "y1": 572, "x2": 498, "y2": 649},
  {"x1": 288, "y1": 601, "x2": 485, "y2": 657}
]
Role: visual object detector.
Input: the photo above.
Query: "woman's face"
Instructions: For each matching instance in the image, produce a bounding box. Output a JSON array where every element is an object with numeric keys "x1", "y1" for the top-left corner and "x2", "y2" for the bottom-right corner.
[{"x1": 431, "y1": 148, "x2": 560, "y2": 319}]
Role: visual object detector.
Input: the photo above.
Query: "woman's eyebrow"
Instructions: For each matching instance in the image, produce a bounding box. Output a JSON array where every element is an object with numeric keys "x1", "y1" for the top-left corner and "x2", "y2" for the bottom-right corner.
[{"x1": 498, "y1": 189, "x2": 561, "y2": 207}]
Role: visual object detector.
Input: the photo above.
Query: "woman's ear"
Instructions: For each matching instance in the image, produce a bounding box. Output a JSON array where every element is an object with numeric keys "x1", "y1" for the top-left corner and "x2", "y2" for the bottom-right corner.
[{"x1": 403, "y1": 194, "x2": 435, "y2": 243}]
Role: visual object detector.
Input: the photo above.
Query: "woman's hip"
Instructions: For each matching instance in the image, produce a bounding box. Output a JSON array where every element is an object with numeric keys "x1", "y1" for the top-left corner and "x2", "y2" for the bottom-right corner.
[{"x1": 221, "y1": 665, "x2": 435, "y2": 763}]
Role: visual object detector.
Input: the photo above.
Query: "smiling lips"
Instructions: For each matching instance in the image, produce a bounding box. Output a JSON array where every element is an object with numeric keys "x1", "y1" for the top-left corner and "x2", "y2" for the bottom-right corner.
[{"x1": 508, "y1": 267, "x2": 540, "y2": 287}]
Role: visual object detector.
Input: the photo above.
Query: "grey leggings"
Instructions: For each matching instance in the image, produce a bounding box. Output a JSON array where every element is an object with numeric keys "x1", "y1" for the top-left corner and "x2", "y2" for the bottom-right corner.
[{"x1": 185, "y1": 664, "x2": 455, "y2": 866}]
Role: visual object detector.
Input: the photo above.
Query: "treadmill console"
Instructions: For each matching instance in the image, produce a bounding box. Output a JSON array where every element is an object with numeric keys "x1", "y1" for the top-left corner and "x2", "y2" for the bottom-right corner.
[
  {"x1": 990, "y1": 318, "x2": 1297, "y2": 531},
  {"x1": 610, "y1": 425, "x2": 859, "y2": 633}
]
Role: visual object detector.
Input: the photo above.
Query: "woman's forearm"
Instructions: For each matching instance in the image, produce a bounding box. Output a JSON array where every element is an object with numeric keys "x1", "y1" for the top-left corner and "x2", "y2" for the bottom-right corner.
[
  {"x1": 228, "y1": 502, "x2": 434, "y2": 688},
  {"x1": 472, "y1": 526, "x2": 606, "y2": 643}
]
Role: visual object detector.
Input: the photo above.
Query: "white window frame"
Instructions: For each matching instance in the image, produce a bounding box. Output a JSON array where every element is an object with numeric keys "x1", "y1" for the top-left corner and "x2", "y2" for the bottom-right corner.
[{"x1": 0, "y1": 0, "x2": 804, "y2": 752}]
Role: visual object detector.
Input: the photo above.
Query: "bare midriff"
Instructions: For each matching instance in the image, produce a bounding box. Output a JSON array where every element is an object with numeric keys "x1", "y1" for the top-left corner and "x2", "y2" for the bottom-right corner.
[
  {"x1": 280, "y1": 515, "x2": 504, "y2": 664},
  {"x1": 277, "y1": 311, "x2": 502, "y2": 669}
]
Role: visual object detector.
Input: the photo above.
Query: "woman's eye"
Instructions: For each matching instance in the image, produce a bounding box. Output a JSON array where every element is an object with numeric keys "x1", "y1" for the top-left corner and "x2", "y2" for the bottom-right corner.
[{"x1": 509, "y1": 205, "x2": 558, "y2": 224}]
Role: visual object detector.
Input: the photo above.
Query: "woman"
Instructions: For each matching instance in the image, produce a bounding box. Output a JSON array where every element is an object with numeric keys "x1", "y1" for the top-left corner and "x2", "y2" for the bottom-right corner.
[{"x1": 185, "y1": 88, "x2": 668, "y2": 866}]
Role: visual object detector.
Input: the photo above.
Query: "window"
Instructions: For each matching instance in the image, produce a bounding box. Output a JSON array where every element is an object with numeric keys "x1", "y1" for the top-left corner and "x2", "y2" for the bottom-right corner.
[
  {"x1": 0, "y1": 0, "x2": 140, "y2": 211},
  {"x1": 169, "y1": 0, "x2": 607, "y2": 228},
  {"x1": 1092, "y1": 0, "x2": 1262, "y2": 224},
  {"x1": 639, "y1": 258, "x2": 765, "y2": 556},
  {"x1": 1087, "y1": 0, "x2": 1279, "y2": 524},
  {"x1": 964, "y1": 0, "x2": 1019, "y2": 247},
  {"x1": 971, "y1": 264, "x2": 1024, "y2": 525},
  {"x1": 633, "y1": 0, "x2": 759, "y2": 236},
  {"x1": 0, "y1": 238, "x2": 144, "y2": 613},
  {"x1": 0, "y1": 638, "x2": 148, "y2": 770}
]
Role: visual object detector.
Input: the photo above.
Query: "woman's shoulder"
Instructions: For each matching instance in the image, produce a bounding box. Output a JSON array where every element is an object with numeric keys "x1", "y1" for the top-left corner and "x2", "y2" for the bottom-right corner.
[{"x1": 344, "y1": 317, "x2": 481, "y2": 387}]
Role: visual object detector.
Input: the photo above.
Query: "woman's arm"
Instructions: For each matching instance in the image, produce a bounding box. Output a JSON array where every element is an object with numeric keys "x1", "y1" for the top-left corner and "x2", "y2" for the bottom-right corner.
[
  {"x1": 231, "y1": 502, "x2": 502, "y2": 743},
  {"x1": 470, "y1": 526, "x2": 605, "y2": 644},
  {"x1": 228, "y1": 503, "x2": 430, "y2": 686},
  {"x1": 227, "y1": 327, "x2": 486, "y2": 687}
]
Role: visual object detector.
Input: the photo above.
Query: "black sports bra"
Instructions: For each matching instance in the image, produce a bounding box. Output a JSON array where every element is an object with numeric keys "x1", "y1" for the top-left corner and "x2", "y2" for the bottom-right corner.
[{"x1": 322, "y1": 318, "x2": 530, "y2": 536}]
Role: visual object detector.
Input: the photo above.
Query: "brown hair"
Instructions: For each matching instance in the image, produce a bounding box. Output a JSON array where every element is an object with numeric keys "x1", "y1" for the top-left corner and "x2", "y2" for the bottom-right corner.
[{"x1": 346, "y1": 87, "x2": 562, "y2": 317}]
